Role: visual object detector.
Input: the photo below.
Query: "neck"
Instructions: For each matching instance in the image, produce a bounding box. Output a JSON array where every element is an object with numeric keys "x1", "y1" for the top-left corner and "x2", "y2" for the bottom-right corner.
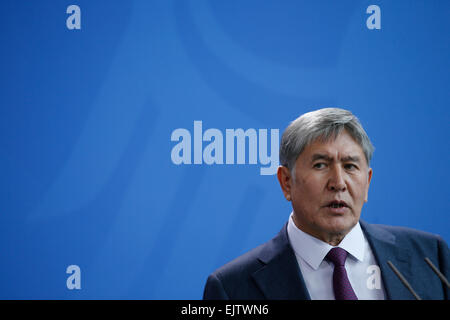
[{"x1": 292, "y1": 214, "x2": 350, "y2": 246}]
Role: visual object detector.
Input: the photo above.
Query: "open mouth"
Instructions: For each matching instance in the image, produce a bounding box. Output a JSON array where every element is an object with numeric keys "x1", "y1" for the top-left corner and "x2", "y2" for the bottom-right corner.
[{"x1": 326, "y1": 200, "x2": 348, "y2": 209}]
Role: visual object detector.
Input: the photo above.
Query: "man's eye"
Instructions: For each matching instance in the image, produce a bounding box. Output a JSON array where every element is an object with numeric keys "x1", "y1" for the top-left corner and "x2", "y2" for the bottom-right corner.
[
  {"x1": 344, "y1": 163, "x2": 357, "y2": 170},
  {"x1": 313, "y1": 163, "x2": 326, "y2": 169}
]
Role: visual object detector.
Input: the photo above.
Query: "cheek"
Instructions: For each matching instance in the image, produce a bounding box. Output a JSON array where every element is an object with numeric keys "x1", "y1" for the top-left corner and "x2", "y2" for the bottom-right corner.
[
  {"x1": 293, "y1": 175, "x2": 324, "y2": 200},
  {"x1": 350, "y1": 177, "x2": 370, "y2": 203}
]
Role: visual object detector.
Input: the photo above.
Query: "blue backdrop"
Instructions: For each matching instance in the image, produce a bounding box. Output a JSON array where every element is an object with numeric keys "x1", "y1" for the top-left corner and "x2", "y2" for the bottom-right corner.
[{"x1": 0, "y1": 0, "x2": 448, "y2": 299}]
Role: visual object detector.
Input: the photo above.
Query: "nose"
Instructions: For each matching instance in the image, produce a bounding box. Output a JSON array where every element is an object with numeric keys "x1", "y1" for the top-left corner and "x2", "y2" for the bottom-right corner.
[{"x1": 327, "y1": 166, "x2": 346, "y2": 192}]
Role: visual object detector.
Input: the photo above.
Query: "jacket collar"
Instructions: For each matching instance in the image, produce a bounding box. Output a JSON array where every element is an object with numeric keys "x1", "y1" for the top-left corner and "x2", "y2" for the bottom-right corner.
[
  {"x1": 251, "y1": 223, "x2": 311, "y2": 300},
  {"x1": 359, "y1": 220, "x2": 414, "y2": 300},
  {"x1": 251, "y1": 220, "x2": 415, "y2": 300}
]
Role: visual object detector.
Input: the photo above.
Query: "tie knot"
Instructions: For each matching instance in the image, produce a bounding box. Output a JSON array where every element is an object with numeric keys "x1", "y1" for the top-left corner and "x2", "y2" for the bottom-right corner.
[{"x1": 326, "y1": 247, "x2": 348, "y2": 266}]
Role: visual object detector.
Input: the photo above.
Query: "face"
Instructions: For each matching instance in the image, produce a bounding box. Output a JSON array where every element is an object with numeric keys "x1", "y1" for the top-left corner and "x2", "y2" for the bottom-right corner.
[{"x1": 277, "y1": 130, "x2": 373, "y2": 245}]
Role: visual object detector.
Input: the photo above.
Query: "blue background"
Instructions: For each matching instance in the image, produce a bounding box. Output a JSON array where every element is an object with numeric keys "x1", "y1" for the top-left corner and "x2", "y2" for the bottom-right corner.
[{"x1": 0, "y1": 0, "x2": 448, "y2": 299}]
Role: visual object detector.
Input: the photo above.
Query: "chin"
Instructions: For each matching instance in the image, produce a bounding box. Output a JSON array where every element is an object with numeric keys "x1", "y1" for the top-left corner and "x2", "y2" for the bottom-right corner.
[{"x1": 322, "y1": 215, "x2": 357, "y2": 234}]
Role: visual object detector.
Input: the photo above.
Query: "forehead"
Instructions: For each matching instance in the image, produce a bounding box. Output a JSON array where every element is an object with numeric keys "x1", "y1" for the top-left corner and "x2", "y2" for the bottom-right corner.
[{"x1": 301, "y1": 131, "x2": 365, "y2": 159}]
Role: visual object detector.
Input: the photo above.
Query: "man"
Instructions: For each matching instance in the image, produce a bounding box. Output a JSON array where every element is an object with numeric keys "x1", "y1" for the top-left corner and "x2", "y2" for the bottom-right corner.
[{"x1": 203, "y1": 108, "x2": 450, "y2": 300}]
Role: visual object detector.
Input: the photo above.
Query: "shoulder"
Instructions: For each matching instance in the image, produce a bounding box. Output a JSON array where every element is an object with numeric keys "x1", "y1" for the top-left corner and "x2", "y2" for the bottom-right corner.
[
  {"x1": 204, "y1": 225, "x2": 290, "y2": 299},
  {"x1": 211, "y1": 224, "x2": 289, "y2": 278},
  {"x1": 210, "y1": 239, "x2": 271, "y2": 286},
  {"x1": 203, "y1": 242, "x2": 268, "y2": 300},
  {"x1": 363, "y1": 221, "x2": 443, "y2": 240},
  {"x1": 361, "y1": 220, "x2": 449, "y2": 255}
]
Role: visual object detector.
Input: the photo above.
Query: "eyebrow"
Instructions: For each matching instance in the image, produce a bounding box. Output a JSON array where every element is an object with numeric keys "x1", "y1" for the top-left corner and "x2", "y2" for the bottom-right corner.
[
  {"x1": 311, "y1": 154, "x2": 361, "y2": 163},
  {"x1": 311, "y1": 154, "x2": 333, "y2": 162},
  {"x1": 341, "y1": 155, "x2": 361, "y2": 163}
]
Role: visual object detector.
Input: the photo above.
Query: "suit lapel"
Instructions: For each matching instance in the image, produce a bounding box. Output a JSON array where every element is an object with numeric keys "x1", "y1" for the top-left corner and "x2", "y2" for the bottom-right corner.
[
  {"x1": 252, "y1": 220, "x2": 417, "y2": 300},
  {"x1": 251, "y1": 223, "x2": 311, "y2": 300},
  {"x1": 360, "y1": 220, "x2": 415, "y2": 300}
]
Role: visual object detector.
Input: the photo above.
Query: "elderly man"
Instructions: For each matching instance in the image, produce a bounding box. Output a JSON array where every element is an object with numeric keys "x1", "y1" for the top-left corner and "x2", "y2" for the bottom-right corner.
[{"x1": 203, "y1": 108, "x2": 450, "y2": 300}]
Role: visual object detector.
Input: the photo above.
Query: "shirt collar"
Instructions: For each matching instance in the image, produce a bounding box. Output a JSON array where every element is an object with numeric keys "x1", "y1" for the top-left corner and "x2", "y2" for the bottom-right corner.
[{"x1": 287, "y1": 212, "x2": 365, "y2": 270}]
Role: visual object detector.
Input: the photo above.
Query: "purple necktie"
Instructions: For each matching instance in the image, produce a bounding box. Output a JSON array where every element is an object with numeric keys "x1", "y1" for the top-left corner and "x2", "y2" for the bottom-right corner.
[{"x1": 326, "y1": 247, "x2": 358, "y2": 300}]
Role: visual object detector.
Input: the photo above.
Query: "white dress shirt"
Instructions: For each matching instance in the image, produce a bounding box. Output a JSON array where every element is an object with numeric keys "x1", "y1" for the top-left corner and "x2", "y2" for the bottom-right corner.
[{"x1": 287, "y1": 213, "x2": 385, "y2": 300}]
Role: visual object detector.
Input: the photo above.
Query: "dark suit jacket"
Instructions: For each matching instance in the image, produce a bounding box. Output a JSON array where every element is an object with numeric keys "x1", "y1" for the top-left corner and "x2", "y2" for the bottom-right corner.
[{"x1": 203, "y1": 220, "x2": 450, "y2": 300}]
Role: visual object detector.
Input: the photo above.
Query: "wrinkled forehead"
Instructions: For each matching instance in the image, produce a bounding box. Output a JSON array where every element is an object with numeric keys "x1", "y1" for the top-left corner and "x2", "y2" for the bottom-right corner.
[{"x1": 301, "y1": 130, "x2": 366, "y2": 161}]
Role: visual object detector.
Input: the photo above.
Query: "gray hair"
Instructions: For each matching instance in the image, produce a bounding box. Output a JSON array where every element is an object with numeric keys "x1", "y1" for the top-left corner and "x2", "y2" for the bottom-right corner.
[{"x1": 279, "y1": 108, "x2": 374, "y2": 171}]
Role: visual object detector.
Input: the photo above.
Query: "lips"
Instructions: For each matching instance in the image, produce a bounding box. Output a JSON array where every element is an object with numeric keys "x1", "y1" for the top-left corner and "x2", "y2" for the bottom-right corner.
[
  {"x1": 324, "y1": 200, "x2": 350, "y2": 214},
  {"x1": 326, "y1": 200, "x2": 348, "y2": 208}
]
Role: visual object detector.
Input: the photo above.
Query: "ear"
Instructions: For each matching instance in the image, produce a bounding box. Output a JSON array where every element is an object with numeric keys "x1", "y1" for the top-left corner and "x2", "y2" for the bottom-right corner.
[
  {"x1": 277, "y1": 166, "x2": 293, "y2": 201},
  {"x1": 364, "y1": 168, "x2": 373, "y2": 202}
]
